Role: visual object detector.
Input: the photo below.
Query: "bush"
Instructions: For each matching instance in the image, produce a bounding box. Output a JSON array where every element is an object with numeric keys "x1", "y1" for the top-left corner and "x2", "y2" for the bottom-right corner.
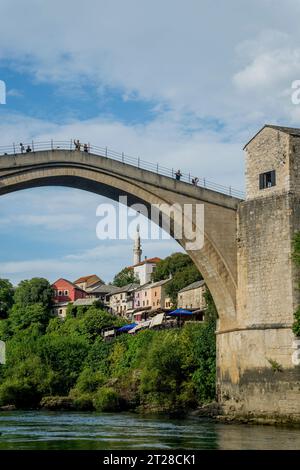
[
  {"x1": 0, "y1": 377, "x2": 42, "y2": 408},
  {"x1": 93, "y1": 387, "x2": 121, "y2": 412}
]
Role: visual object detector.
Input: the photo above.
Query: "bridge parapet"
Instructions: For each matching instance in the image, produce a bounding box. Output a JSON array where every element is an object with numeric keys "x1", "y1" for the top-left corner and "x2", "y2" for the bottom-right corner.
[{"x1": 0, "y1": 140, "x2": 244, "y2": 199}]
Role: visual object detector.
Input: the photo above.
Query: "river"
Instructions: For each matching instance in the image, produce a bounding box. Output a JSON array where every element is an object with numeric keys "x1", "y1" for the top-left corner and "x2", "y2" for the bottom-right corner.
[{"x1": 0, "y1": 411, "x2": 300, "y2": 450}]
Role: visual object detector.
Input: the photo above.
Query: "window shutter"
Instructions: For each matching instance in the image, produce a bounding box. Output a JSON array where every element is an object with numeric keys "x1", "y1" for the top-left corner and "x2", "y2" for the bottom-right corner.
[
  {"x1": 271, "y1": 170, "x2": 276, "y2": 186},
  {"x1": 259, "y1": 173, "x2": 264, "y2": 189}
]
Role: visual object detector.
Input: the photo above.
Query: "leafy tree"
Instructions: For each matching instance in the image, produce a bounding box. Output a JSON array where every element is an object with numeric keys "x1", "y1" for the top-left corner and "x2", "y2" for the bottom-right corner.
[
  {"x1": 79, "y1": 307, "x2": 125, "y2": 341},
  {"x1": 9, "y1": 303, "x2": 53, "y2": 333},
  {"x1": 112, "y1": 267, "x2": 139, "y2": 287},
  {"x1": 0, "y1": 279, "x2": 14, "y2": 318},
  {"x1": 152, "y1": 253, "x2": 194, "y2": 281},
  {"x1": 14, "y1": 278, "x2": 53, "y2": 310},
  {"x1": 37, "y1": 333, "x2": 89, "y2": 395}
]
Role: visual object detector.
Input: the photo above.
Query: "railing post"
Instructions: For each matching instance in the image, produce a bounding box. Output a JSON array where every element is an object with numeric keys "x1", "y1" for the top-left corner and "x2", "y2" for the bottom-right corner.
[
  {"x1": 32, "y1": 140, "x2": 34, "y2": 152},
  {"x1": 138, "y1": 157, "x2": 140, "y2": 168},
  {"x1": 122, "y1": 152, "x2": 124, "y2": 163},
  {"x1": 105, "y1": 146, "x2": 108, "y2": 157},
  {"x1": 13, "y1": 143, "x2": 16, "y2": 155},
  {"x1": 203, "y1": 177, "x2": 206, "y2": 187},
  {"x1": 51, "y1": 139, "x2": 53, "y2": 151},
  {"x1": 189, "y1": 173, "x2": 191, "y2": 183},
  {"x1": 172, "y1": 168, "x2": 174, "y2": 178},
  {"x1": 157, "y1": 163, "x2": 159, "y2": 173},
  {"x1": 229, "y1": 186, "x2": 232, "y2": 196},
  {"x1": 70, "y1": 139, "x2": 72, "y2": 151}
]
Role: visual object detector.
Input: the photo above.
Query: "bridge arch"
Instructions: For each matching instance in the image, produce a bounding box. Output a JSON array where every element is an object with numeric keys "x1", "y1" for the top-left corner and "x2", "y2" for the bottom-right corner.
[{"x1": 0, "y1": 149, "x2": 240, "y2": 326}]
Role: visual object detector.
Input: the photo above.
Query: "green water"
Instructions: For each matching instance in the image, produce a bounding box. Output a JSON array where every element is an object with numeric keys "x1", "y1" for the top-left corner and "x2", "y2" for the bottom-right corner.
[{"x1": 0, "y1": 411, "x2": 300, "y2": 450}]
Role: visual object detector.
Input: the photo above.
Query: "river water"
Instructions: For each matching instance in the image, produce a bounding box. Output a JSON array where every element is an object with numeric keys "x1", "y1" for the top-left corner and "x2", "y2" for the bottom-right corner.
[{"x1": 0, "y1": 411, "x2": 300, "y2": 450}]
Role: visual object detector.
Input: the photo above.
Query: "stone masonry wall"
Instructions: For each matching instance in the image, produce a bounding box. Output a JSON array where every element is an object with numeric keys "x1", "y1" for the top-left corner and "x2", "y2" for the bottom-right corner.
[
  {"x1": 236, "y1": 193, "x2": 294, "y2": 328},
  {"x1": 245, "y1": 127, "x2": 289, "y2": 200}
]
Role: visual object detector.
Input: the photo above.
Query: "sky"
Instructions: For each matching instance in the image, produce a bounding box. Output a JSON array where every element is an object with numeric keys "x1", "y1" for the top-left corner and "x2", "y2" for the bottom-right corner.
[{"x1": 1, "y1": 0, "x2": 300, "y2": 284}]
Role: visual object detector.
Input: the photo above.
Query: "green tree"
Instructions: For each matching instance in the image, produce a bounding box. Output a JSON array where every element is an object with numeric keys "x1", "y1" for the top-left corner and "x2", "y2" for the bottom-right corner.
[
  {"x1": 9, "y1": 303, "x2": 53, "y2": 333},
  {"x1": 79, "y1": 307, "x2": 125, "y2": 341},
  {"x1": 37, "y1": 333, "x2": 89, "y2": 395},
  {"x1": 152, "y1": 253, "x2": 193, "y2": 281},
  {"x1": 0, "y1": 279, "x2": 14, "y2": 319},
  {"x1": 112, "y1": 268, "x2": 139, "y2": 287},
  {"x1": 14, "y1": 278, "x2": 53, "y2": 310}
]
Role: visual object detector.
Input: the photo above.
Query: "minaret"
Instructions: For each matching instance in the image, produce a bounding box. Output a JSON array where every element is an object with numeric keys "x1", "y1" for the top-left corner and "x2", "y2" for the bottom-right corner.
[{"x1": 133, "y1": 225, "x2": 142, "y2": 265}]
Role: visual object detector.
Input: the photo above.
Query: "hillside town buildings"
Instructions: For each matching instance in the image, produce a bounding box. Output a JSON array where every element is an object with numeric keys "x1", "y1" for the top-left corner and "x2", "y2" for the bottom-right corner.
[{"x1": 51, "y1": 228, "x2": 207, "y2": 322}]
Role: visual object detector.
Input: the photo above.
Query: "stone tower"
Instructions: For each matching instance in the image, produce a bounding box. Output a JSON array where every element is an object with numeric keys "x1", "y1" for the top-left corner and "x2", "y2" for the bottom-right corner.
[
  {"x1": 133, "y1": 225, "x2": 142, "y2": 265},
  {"x1": 218, "y1": 125, "x2": 300, "y2": 420}
]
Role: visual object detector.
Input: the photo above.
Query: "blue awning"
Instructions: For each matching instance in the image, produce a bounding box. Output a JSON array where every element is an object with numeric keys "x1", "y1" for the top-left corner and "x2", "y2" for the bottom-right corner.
[
  {"x1": 169, "y1": 308, "x2": 193, "y2": 316},
  {"x1": 117, "y1": 323, "x2": 138, "y2": 332}
]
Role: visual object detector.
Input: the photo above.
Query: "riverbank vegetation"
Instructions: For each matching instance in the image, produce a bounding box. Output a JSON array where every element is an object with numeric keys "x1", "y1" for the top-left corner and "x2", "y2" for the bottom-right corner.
[{"x1": 0, "y1": 276, "x2": 216, "y2": 414}]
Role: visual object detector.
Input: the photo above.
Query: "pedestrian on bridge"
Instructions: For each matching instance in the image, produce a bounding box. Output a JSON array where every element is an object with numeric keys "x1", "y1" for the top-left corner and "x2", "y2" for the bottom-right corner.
[
  {"x1": 83, "y1": 143, "x2": 88, "y2": 153},
  {"x1": 74, "y1": 139, "x2": 81, "y2": 151},
  {"x1": 19, "y1": 143, "x2": 25, "y2": 154},
  {"x1": 175, "y1": 169, "x2": 182, "y2": 181},
  {"x1": 26, "y1": 145, "x2": 32, "y2": 153},
  {"x1": 192, "y1": 177, "x2": 199, "y2": 186}
]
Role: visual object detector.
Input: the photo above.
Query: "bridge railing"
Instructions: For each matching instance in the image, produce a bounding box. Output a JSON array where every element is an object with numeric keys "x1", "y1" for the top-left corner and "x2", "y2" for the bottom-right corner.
[{"x1": 0, "y1": 140, "x2": 245, "y2": 199}]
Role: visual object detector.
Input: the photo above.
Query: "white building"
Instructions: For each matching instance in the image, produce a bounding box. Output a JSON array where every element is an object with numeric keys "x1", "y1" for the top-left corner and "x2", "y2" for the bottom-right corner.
[
  {"x1": 132, "y1": 257, "x2": 161, "y2": 285},
  {"x1": 130, "y1": 226, "x2": 161, "y2": 284}
]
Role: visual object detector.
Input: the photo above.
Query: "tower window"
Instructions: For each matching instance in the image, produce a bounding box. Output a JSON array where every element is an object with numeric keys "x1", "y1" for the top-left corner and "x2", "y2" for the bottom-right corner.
[{"x1": 259, "y1": 170, "x2": 276, "y2": 189}]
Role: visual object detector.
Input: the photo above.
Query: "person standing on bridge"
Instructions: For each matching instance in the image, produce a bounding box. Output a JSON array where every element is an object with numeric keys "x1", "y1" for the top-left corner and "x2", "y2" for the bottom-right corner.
[
  {"x1": 175, "y1": 169, "x2": 182, "y2": 181},
  {"x1": 26, "y1": 145, "x2": 32, "y2": 153},
  {"x1": 19, "y1": 143, "x2": 25, "y2": 154},
  {"x1": 192, "y1": 177, "x2": 199, "y2": 186},
  {"x1": 83, "y1": 143, "x2": 88, "y2": 153},
  {"x1": 74, "y1": 139, "x2": 81, "y2": 151}
]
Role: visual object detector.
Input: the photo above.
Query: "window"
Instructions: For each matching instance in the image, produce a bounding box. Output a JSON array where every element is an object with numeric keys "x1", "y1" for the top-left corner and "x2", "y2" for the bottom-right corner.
[
  {"x1": 259, "y1": 170, "x2": 276, "y2": 189},
  {"x1": 59, "y1": 309, "x2": 63, "y2": 315},
  {"x1": 153, "y1": 302, "x2": 155, "y2": 307},
  {"x1": 154, "y1": 291, "x2": 157, "y2": 297},
  {"x1": 64, "y1": 290, "x2": 69, "y2": 296},
  {"x1": 58, "y1": 290, "x2": 62, "y2": 296},
  {"x1": 147, "y1": 300, "x2": 149, "y2": 305},
  {"x1": 143, "y1": 301, "x2": 145, "y2": 306},
  {"x1": 145, "y1": 291, "x2": 147, "y2": 296},
  {"x1": 157, "y1": 300, "x2": 160, "y2": 305}
]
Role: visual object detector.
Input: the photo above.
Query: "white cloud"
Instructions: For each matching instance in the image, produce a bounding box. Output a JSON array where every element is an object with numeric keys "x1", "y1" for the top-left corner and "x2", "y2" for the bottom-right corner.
[
  {"x1": 0, "y1": 239, "x2": 182, "y2": 285},
  {"x1": 0, "y1": 0, "x2": 300, "y2": 127}
]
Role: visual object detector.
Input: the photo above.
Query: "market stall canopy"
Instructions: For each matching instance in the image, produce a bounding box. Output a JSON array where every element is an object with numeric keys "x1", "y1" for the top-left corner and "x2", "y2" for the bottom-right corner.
[
  {"x1": 150, "y1": 312, "x2": 165, "y2": 328},
  {"x1": 117, "y1": 323, "x2": 137, "y2": 333},
  {"x1": 169, "y1": 308, "x2": 193, "y2": 316},
  {"x1": 128, "y1": 320, "x2": 151, "y2": 334}
]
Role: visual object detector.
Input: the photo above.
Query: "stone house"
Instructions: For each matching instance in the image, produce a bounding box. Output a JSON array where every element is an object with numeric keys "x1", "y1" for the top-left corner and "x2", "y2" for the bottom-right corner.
[
  {"x1": 109, "y1": 283, "x2": 139, "y2": 316},
  {"x1": 177, "y1": 280, "x2": 206, "y2": 312}
]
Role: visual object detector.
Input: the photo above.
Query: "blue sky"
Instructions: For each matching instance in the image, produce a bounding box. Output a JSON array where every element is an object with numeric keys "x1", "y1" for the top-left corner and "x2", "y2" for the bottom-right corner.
[{"x1": 1, "y1": 0, "x2": 300, "y2": 284}]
